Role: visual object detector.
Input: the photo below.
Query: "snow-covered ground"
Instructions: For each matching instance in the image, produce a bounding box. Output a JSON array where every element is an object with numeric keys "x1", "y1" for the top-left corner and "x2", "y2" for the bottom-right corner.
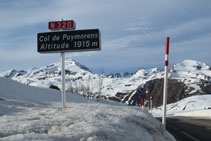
[
  {"x1": 1, "y1": 59, "x2": 211, "y2": 140},
  {"x1": 0, "y1": 77, "x2": 90, "y2": 104},
  {"x1": 152, "y1": 95, "x2": 211, "y2": 118},
  {"x1": 0, "y1": 77, "x2": 175, "y2": 141}
]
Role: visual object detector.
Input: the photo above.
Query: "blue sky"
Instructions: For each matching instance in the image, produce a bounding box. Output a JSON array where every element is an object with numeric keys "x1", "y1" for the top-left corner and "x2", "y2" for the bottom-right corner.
[{"x1": 0, "y1": 0, "x2": 211, "y2": 73}]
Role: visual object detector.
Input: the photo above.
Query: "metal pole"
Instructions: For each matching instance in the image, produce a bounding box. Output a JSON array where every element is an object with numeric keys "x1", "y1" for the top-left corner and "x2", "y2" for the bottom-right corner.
[
  {"x1": 162, "y1": 37, "x2": 170, "y2": 130},
  {"x1": 60, "y1": 18, "x2": 66, "y2": 108},
  {"x1": 61, "y1": 52, "x2": 66, "y2": 108}
]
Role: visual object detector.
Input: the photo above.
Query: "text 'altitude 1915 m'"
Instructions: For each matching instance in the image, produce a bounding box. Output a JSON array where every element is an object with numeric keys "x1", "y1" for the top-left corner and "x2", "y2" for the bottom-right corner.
[{"x1": 37, "y1": 29, "x2": 101, "y2": 53}]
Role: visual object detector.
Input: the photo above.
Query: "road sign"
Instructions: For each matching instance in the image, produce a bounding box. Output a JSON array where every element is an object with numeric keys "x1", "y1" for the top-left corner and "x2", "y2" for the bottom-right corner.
[
  {"x1": 37, "y1": 29, "x2": 101, "y2": 53},
  {"x1": 48, "y1": 20, "x2": 76, "y2": 30}
]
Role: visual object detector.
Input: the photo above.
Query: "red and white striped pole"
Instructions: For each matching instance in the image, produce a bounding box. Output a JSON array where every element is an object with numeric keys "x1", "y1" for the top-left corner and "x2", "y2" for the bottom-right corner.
[{"x1": 162, "y1": 37, "x2": 170, "y2": 130}]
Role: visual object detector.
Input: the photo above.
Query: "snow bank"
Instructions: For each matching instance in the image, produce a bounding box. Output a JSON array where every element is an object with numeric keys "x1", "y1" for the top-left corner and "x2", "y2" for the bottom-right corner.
[
  {"x1": 0, "y1": 77, "x2": 175, "y2": 141},
  {"x1": 0, "y1": 102, "x2": 174, "y2": 141},
  {"x1": 173, "y1": 109, "x2": 211, "y2": 118},
  {"x1": 0, "y1": 77, "x2": 90, "y2": 104},
  {"x1": 152, "y1": 95, "x2": 211, "y2": 118}
]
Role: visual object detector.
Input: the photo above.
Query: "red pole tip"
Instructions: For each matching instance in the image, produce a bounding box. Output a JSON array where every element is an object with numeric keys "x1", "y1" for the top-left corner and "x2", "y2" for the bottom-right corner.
[{"x1": 166, "y1": 37, "x2": 170, "y2": 55}]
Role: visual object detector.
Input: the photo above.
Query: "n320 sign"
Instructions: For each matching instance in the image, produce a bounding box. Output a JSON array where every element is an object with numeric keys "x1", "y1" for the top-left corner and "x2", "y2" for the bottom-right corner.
[
  {"x1": 37, "y1": 29, "x2": 101, "y2": 53},
  {"x1": 48, "y1": 20, "x2": 76, "y2": 30}
]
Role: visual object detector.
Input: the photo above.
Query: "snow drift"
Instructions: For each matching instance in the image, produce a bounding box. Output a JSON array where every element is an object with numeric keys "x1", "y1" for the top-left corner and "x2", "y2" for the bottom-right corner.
[
  {"x1": 152, "y1": 94, "x2": 211, "y2": 118},
  {"x1": 0, "y1": 77, "x2": 175, "y2": 140}
]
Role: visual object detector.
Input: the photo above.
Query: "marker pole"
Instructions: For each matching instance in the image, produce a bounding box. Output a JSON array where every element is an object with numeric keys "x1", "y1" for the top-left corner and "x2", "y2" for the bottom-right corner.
[{"x1": 162, "y1": 37, "x2": 170, "y2": 130}]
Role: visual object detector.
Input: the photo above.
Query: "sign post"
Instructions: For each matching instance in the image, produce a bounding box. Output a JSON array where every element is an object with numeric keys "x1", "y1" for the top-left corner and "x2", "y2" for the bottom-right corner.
[
  {"x1": 61, "y1": 51, "x2": 66, "y2": 108},
  {"x1": 60, "y1": 19, "x2": 67, "y2": 108},
  {"x1": 162, "y1": 37, "x2": 170, "y2": 130},
  {"x1": 37, "y1": 19, "x2": 101, "y2": 108}
]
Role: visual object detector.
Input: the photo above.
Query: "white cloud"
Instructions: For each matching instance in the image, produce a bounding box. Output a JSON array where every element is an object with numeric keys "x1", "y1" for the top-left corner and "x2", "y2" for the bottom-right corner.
[
  {"x1": 1, "y1": 0, "x2": 211, "y2": 72},
  {"x1": 165, "y1": 18, "x2": 211, "y2": 40},
  {"x1": 125, "y1": 17, "x2": 152, "y2": 32}
]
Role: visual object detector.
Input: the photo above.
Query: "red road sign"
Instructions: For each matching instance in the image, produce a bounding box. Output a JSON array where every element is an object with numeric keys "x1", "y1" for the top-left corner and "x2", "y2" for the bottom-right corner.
[{"x1": 48, "y1": 20, "x2": 76, "y2": 30}]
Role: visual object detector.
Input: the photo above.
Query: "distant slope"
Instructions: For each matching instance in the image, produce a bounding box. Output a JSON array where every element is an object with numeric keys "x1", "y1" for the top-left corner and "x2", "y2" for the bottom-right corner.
[
  {"x1": 0, "y1": 77, "x2": 90, "y2": 104},
  {"x1": 153, "y1": 94, "x2": 211, "y2": 114}
]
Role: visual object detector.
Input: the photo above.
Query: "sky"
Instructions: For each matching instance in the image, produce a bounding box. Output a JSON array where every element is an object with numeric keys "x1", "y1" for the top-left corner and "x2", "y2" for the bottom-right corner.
[{"x1": 0, "y1": 0, "x2": 211, "y2": 73}]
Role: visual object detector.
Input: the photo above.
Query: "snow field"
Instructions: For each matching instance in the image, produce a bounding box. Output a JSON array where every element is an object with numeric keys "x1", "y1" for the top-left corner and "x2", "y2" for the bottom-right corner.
[
  {"x1": 0, "y1": 77, "x2": 175, "y2": 141},
  {"x1": 0, "y1": 102, "x2": 175, "y2": 141},
  {"x1": 152, "y1": 95, "x2": 211, "y2": 118}
]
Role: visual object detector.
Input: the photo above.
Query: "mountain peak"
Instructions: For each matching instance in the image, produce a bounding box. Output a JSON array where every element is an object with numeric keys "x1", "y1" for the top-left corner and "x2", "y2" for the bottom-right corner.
[
  {"x1": 133, "y1": 68, "x2": 147, "y2": 78},
  {"x1": 65, "y1": 59, "x2": 91, "y2": 72},
  {"x1": 0, "y1": 69, "x2": 27, "y2": 78},
  {"x1": 172, "y1": 60, "x2": 210, "y2": 71}
]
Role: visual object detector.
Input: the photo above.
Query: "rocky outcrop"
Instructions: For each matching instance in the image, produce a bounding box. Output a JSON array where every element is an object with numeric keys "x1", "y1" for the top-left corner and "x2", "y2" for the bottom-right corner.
[
  {"x1": 0, "y1": 97, "x2": 5, "y2": 101},
  {"x1": 199, "y1": 80, "x2": 211, "y2": 94},
  {"x1": 108, "y1": 78, "x2": 211, "y2": 107},
  {"x1": 49, "y1": 85, "x2": 60, "y2": 91},
  {"x1": 103, "y1": 78, "x2": 211, "y2": 107},
  {"x1": 144, "y1": 79, "x2": 188, "y2": 107},
  {"x1": 112, "y1": 79, "x2": 189, "y2": 107}
]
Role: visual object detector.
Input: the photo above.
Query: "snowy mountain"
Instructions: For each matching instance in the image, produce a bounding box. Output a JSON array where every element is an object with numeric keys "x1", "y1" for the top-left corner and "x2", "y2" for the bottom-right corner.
[
  {"x1": 144, "y1": 60, "x2": 211, "y2": 107},
  {"x1": 170, "y1": 60, "x2": 211, "y2": 94},
  {"x1": 0, "y1": 59, "x2": 211, "y2": 107},
  {"x1": 0, "y1": 77, "x2": 175, "y2": 140}
]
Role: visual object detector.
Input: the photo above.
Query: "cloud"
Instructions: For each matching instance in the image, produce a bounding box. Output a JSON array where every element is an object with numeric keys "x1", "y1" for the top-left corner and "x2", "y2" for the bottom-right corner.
[
  {"x1": 125, "y1": 17, "x2": 152, "y2": 32},
  {"x1": 165, "y1": 18, "x2": 211, "y2": 42},
  {"x1": 1, "y1": 0, "x2": 211, "y2": 73}
]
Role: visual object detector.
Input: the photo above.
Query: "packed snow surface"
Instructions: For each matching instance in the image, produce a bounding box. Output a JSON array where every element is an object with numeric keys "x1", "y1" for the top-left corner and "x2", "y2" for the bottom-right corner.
[
  {"x1": 0, "y1": 102, "x2": 174, "y2": 141},
  {"x1": 0, "y1": 77, "x2": 175, "y2": 141},
  {"x1": 152, "y1": 95, "x2": 211, "y2": 118},
  {"x1": 0, "y1": 77, "x2": 90, "y2": 104}
]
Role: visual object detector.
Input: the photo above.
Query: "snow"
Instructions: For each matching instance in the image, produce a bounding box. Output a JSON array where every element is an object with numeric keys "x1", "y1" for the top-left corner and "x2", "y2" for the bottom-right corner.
[
  {"x1": 0, "y1": 59, "x2": 160, "y2": 96},
  {"x1": 1, "y1": 59, "x2": 211, "y2": 140},
  {"x1": 0, "y1": 77, "x2": 90, "y2": 104},
  {"x1": 1, "y1": 59, "x2": 210, "y2": 98},
  {"x1": 0, "y1": 103, "x2": 174, "y2": 141},
  {"x1": 170, "y1": 60, "x2": 211, "y2": 81},
  {"x1": 132, "y1": 69, "x2": 147, "y2": 78},
  {"x1": 152, "y1": 95, "x2": 211, "y2": 118},
  {"x1": 0, "y1": 77, "x2": 175, "y2": 140},
  {"x1": 173, "y1": 60, "x2": 210, "y2": 72},
  {"x1": 172, "y1": 109, "x2": 211, "y2": 118}
]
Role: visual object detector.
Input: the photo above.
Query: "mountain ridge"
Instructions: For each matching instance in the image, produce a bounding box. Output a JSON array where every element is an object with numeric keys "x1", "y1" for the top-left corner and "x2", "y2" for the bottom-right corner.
[{"x1": 1, "y1": 59, "x2": 211, "y2": 107}]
